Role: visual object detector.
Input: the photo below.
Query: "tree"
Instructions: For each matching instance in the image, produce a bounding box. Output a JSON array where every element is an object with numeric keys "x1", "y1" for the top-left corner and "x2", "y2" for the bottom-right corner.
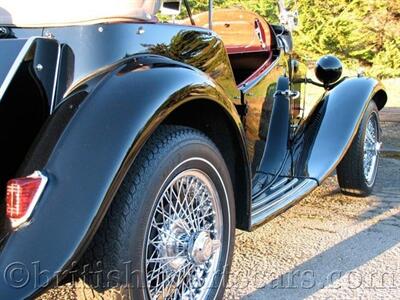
[{"x1": 175, "y1": 0, "x2": 400, "y2": 78}]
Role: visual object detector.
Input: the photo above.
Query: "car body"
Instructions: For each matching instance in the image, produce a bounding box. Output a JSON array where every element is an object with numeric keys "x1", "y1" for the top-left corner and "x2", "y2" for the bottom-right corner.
[{"x1": 0, "y1": 0, "x2": 387, "y2": 298}]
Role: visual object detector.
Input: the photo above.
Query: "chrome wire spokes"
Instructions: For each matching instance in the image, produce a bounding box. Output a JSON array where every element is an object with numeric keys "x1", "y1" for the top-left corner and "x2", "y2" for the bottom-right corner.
[
  {"x1": 145, "y1": 170, "x2": 223, "y2": 300},
  {"x1": 363, "y1": 113, "x2": 380, "y2": 185}
]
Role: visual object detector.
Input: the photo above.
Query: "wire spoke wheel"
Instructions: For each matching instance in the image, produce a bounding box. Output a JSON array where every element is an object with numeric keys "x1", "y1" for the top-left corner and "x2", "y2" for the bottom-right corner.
[
  {"x1": 337, "y1": 101, "x2": 381, "y2": 196},
  {"x1": 145, "y1": 170, "x2": 223, "y2": 300},
  {"x1": 363, "y1": 112, "x2": 380, "y2": 186},
  {"x1": 82, "y1": 127, "x2": 234, "y2": 299}
]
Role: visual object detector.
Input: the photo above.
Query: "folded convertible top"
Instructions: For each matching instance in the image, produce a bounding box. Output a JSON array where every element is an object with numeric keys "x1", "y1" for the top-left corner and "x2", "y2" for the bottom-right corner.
[{"x1": 0, "y1": 0, "x2": 160, "y2": 27}]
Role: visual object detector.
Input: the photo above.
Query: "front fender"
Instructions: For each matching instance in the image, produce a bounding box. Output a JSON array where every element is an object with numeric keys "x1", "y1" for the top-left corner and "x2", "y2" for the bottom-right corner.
[
  {"x1": 0, "y1": 55, "x2": 246, "y2": 298},
  {"x1": 296, "y1": 77, "x2": 387, "y2": 182}
]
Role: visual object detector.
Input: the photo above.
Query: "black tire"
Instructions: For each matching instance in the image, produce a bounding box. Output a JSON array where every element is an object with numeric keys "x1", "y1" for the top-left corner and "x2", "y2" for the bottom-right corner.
[
  {"x1": 81, "y1": 125, "x2": 235, "y2": 299},
  {"x1": 337, "y1": 101, "x2": 381, "y2": 197}
]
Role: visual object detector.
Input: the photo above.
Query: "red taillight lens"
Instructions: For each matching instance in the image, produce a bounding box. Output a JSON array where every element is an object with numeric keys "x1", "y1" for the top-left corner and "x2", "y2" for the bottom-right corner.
[{"x1": 6, "y1": 171, "x2": 47, "y2": 228}]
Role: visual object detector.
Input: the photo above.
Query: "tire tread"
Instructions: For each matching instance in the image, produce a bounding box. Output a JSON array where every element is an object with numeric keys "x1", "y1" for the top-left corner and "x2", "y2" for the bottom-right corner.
[
  {"x1": 80, "y1": 125, "x2": 222, "y2": 294},
  {"x1": 337, "y1": 101, "x2": 380, "y2": 197}
]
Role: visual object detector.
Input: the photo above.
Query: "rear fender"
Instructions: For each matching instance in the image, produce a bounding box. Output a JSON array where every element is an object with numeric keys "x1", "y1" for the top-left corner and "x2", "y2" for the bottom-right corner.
[
  {"x1": 295, "y1": 77, "x2": 387, "y2": 182},
  {"x1": 0, "y1": 55, "x2": 249, "y2": 298}
]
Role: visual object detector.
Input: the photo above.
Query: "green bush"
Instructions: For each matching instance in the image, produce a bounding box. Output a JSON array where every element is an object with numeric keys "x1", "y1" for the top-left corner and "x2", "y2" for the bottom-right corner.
[
  {"x1": 174, "y1": 0, "x2": 399, "y2": 78},
  {"x1": 370, "y1": 38, "x2": 400, "y2": 78}
]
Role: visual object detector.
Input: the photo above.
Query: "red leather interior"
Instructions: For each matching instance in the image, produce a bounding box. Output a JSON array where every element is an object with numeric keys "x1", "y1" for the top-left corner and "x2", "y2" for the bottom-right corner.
[{"x1": 181, "y1": 9, "x2": 274, "y2": 86}]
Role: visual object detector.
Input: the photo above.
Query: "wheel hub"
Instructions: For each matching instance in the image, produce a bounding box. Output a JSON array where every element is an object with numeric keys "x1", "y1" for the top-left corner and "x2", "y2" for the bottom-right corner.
[
  {"x1": 160, "y1": 219, "x2": 189, "y2": 271},
  {"x1": 189, "y1": 231, "x2": 220, "y2": 265},
  {"x1": 160, "y1": 220, "x2": 221, "y2": 271},
  {"x1": 145, "y1": 170, "x2": 224, "y2": 299}
]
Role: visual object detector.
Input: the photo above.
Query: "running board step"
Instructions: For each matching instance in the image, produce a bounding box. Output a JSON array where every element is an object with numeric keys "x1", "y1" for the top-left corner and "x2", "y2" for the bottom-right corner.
[
  {"x1": 252, "y1": 177, "x2": 299, "y2": 211},
  {"x1": 251, "y1": 178, "x2": 317, "y2": 228}
]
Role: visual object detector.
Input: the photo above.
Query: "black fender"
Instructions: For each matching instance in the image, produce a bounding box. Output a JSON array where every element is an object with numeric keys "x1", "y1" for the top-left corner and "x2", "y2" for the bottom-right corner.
[
  {"x1": 0, "y1": 55, "x2": 249, "y2": 298},
  {"x1": 295, "y1": 77, "x2": 387, "y2": 182}
]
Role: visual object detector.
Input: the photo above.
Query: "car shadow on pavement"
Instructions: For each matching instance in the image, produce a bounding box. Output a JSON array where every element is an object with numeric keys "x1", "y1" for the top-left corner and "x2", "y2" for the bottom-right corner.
[
  {"x1": 315, "y1": 158, "x2": 399, "y2": 223},
  {"x1": 243, "y1": 157, "x2": 400, "y2": 300},
  {"x1": 243, "y1": 210, "x2": 400, "y2": 300}
]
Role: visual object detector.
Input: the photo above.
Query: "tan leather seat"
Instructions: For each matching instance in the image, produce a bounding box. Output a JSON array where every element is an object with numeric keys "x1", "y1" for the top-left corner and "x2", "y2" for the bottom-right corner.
[
  {"x1": 181, "y1": 9, "x2": 272, "y2": 54},
  {"x1": 0, "y1": 0, "x2": 160, "y2": 27}
]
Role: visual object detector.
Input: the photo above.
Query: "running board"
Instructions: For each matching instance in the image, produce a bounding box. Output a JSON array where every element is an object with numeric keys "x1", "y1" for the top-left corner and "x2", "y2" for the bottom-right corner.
[{"x1": 251, "y1": 177, "x2": 317, "y2": 228}]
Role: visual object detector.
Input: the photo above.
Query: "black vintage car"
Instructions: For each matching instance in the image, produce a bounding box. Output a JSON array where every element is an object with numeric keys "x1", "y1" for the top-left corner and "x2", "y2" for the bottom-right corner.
[{"x1": 0, "y1": 0, "x2": 387, "y2": 298}]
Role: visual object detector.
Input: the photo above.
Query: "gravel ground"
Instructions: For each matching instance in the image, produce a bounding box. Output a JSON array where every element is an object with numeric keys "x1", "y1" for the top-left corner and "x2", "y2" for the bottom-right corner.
[
  {"x1": 39, "y1": 122, "x2": 400, "y2": 300},
  {"x1": 382, "y1": 122, "x2": 400, "y2": 154},
  {"x1": 224, "y1": 121, "x2": 400, "y2": 299},
  {"x1": 225, "y1": 157, "x2": 400, "y2": 299}
]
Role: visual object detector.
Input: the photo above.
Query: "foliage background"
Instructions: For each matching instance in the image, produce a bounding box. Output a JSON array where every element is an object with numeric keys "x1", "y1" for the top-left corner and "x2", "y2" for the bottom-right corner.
[{"x1": 184, "y1": 0, "x2": 400, "y2": 79}]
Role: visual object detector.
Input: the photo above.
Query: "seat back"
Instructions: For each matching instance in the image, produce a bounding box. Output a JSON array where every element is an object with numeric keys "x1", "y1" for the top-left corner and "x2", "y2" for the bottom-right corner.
[{"x1": 184, "y1": 9, "x2": 272, "y2": 54}]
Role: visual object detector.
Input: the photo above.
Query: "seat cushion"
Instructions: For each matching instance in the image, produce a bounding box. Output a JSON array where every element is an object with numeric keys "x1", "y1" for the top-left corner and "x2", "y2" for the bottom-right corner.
[{"x1": 0, "y1": 0, "x2": 160, "y2": 27}]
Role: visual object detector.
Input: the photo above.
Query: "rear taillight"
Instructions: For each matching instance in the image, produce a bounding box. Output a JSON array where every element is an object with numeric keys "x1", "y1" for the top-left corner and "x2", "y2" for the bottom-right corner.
[{"x1": 6, "y1": 171, "x2": 48, "y2": 228}]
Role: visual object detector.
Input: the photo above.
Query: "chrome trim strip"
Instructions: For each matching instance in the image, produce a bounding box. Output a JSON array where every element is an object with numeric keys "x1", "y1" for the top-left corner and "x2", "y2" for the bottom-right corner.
[
  {"x1": 208, "y1": 0, "x2": 213, "y2": 30},
  {"x1": 240, "y1": 50, "x2": 283, "y2": 91},
  {"x1": 270, "y1": 177, "x2": 290, "y2": 190},
  {"x1": 251, "y1": 179, "x2": 317, "y2": 227},
  {"x1": 50, "y1": 43, "x2": 61, "y2": 113},
  {"x1": 252, "y1": 178, "x2": 299, "y2": 211}
]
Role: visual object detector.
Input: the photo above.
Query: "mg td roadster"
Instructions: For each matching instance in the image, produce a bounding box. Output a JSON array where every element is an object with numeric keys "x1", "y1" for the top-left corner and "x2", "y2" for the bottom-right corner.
[{"x1": 0, "y1": 0, "x2": 387, "y2": 298}]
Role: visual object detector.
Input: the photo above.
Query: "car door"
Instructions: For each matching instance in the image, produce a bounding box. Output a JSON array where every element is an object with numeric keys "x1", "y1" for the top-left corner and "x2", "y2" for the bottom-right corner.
[{"x1": 241, "y1": 53, "x2": 287, "y2": 173}]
